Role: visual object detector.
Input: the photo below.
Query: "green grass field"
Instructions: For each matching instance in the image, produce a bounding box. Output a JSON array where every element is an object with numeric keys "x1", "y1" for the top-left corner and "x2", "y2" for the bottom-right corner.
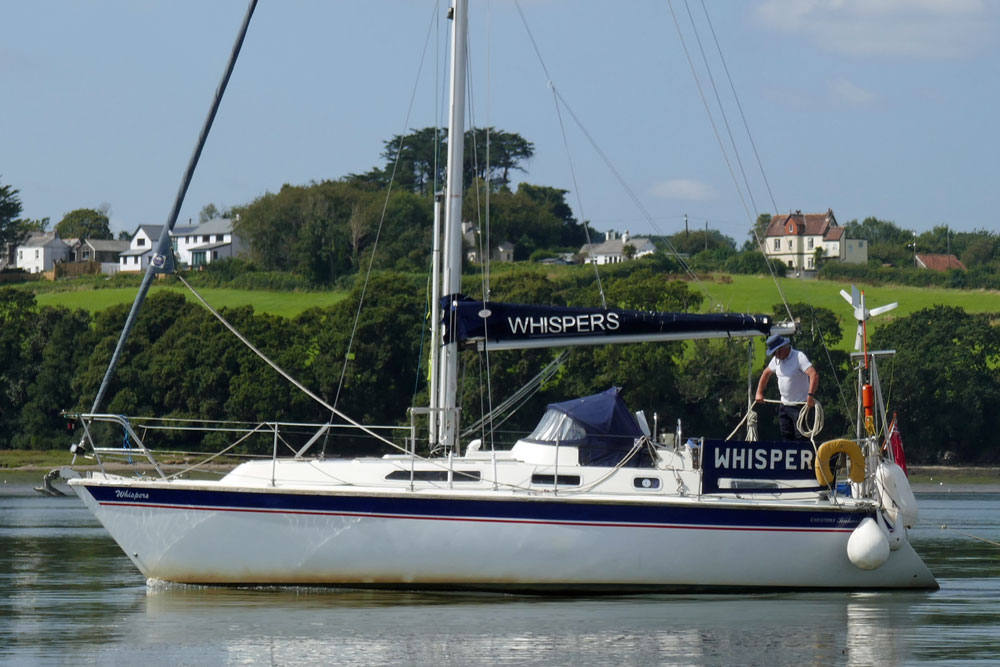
[
  {"x1": 33, "y1": 286, "x2": 348, "y2": 318},
  {"x1": 28, "y1": 273, "x2": 1000, "y2": 347},
  {"x1": 688, "y1": 275, "x2": 1000, "y2": 350}
]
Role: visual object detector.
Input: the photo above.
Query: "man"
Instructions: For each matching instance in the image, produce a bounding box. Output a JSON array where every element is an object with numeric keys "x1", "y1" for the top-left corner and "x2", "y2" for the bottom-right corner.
[{"x1": 755, "y1": 334, "x2": 819, "y2": 441}]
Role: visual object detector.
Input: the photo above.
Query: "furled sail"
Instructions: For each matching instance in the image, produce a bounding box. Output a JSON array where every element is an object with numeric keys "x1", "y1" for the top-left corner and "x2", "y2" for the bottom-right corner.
[{"x1": 444, "y1": 295, "x2": 788, "y2": 351}]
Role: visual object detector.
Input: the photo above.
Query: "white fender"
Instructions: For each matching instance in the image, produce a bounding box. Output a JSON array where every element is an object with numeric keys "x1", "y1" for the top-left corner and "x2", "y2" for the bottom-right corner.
[
  {"x1": 877, "y1": 510, "x2": 904, "y2": 552},
  {"x1": 876, "y1": 462, "x2": 919, "y2": 529},
  {"x1": 847, "y1": 517, "x2": 890, "y2": 570}
]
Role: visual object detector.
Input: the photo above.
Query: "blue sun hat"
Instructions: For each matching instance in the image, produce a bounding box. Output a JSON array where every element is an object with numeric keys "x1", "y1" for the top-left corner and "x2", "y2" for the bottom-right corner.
[{"x1": 766, "y1": 334, "x2": 790, "y2": 356}]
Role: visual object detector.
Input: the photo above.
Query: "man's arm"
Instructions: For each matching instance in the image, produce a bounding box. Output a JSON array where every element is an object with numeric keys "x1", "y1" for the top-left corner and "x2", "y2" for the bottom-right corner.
[
  {"x1": 805, "y1": 366, "x2": 819, "y2": 407},
  {"x1": 755, "y1": 368, "x2": 773, "y2": 403}
]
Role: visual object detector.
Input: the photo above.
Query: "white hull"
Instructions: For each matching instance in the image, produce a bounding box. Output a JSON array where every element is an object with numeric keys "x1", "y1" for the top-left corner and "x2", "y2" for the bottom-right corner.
[{"x1": 70, "y1": 471, "x2": 936, "y2": 591}]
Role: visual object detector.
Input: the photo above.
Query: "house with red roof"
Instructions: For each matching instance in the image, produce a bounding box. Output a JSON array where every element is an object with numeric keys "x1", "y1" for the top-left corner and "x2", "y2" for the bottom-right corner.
[
  {"x1": 915, "y1": 253, "x2": 966, "y2": 271},
  {"x1": 763, "y1": 209, "x2": 867, "y2": 272}
]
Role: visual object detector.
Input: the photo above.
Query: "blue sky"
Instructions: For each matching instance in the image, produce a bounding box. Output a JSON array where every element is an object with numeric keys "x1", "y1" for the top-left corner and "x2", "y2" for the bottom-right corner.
[{"x1": 3, "y1": 0, "x2": 998, "y2": 245}]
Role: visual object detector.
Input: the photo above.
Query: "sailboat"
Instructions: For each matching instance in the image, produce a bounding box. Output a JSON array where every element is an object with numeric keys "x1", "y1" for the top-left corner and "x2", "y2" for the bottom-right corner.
[{"x1": 62, "y1": 1, "x2": 936, "y2": 592}]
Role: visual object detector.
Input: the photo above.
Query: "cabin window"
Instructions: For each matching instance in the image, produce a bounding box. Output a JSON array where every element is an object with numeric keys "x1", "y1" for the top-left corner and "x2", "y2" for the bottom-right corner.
[
  {"x1": 384, "y1": 470, "x2": 481, "y2": 482},
  {"x1": 633, "y1": 477, "x2": 661, "y2": 490},
  {"x1": 531, "y1": 474, "x2": 581, "y2": 486}
]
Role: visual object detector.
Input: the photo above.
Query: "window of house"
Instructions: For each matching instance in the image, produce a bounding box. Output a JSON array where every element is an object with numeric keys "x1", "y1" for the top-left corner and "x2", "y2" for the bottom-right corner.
[
  {"x1": 787, "y1": 240, "x2": 793, "y2": 250},
  {"x1": 773, "y1": 239, "x2": 780, "y2": 251},
  {"x1": 215, "y1": 235, "x2": 224, "y2": 242},
  {"x1": 18, "y1": 250, "x2": 22, "y2": 260},
  {"x1": 807, "y1": 238, "x2": 813, "y2": 249},
  {"x1": 35, "y1": 250, "x2": 39, "y2": 259},
  {"x1": 807, "y1": 257, "x2": 814, "y2": 269},
  {"x1": 202, "y1": 235, "x2": 210, "y2": 243},
  {"x1": 787, "y1": 260, "x2": 793, "y2": 268},
  {"x1": 137, "y1": 238, "x2": 146, "y2": 246}
]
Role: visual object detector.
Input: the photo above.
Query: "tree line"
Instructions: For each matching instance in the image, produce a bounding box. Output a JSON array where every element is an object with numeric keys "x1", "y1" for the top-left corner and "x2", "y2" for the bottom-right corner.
[{"x1": 2, "y1": 261, "x2": 998, "y2": 463}]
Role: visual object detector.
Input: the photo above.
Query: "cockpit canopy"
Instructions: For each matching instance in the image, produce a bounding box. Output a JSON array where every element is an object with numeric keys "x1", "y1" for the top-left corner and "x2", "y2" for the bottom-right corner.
[{"x1": 523, "y1": 387, "x2": 651, "y2": 467}]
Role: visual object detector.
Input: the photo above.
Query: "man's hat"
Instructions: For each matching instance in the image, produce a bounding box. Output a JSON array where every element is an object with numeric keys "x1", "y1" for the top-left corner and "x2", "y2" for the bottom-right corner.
[{"x1": 766, "y1": 334, "x2": 790, "y2": 356}]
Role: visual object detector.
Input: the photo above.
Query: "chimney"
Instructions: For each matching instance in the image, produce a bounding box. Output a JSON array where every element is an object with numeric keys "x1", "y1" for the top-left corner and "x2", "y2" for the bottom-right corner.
[{"x1": 622, "y1": 230, "x2": 630, "y2": 243}]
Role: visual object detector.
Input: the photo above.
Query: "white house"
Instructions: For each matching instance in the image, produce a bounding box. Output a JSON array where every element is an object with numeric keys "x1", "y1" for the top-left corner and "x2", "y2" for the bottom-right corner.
[
  {"x1": 118, "y1": 225, "x2": 163, "y2": 272},
  {"x1": 579, "y1": 230, "x2": 657, "y2": 265},
  {"x1": 171, "y1": 218, "x2": 247, "y2": 268},
  {"x1": 15, "y1": 233, "x2": 70, "y2": 274},
  {"x1": 764, "y1": 209, "x2": 867, "y2": 272}
]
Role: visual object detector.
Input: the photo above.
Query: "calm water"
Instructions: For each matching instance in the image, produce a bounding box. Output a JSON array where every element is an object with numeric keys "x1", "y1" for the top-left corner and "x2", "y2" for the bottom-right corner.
[{"x1": 1, "y1": 473, "x2": 998, "y2": 666}]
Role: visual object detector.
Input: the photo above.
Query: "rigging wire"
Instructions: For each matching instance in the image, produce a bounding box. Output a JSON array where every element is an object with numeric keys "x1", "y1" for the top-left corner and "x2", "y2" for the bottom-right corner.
[
  {"x1": 332, "y1": 3, "x2": 441, "y2": 413},
  {"x1": 512, "y1": 0, "x2": 607, "y2": 309},
  {"x1": 175, "y1": 274, "x2": 398, "y2": 453}
]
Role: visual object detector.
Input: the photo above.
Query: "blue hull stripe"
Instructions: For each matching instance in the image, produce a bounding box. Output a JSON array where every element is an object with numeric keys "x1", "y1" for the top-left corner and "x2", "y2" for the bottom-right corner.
[{"x1": 85, "y1": 484, "x2": 866, "y2": 532}]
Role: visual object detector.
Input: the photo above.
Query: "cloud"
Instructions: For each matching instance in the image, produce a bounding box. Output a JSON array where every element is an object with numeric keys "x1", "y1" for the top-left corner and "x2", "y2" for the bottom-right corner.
[
  {"x1": 754, "y1": 0, "x2": 993, "y2": 58},
  {"x1": 650, "y1": 179, "x2": 716, "y2": 202},
  {"x1": 827, "y1": 77, "x2": 877, "y2": 107}
]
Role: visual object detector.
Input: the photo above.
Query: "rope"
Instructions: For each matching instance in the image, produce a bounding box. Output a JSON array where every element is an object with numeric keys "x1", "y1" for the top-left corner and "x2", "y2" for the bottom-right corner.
[
  {"x1": 738, "y1": 398, "x2": 824, "y2": 440},
  {"x1": 940, "y1": 525, "x2": 1000, "y2": 548}
]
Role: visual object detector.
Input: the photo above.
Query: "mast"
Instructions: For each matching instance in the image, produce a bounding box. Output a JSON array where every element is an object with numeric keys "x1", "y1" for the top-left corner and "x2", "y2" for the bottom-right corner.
[{"x1": 436, "y1": 0, "x2": 468, "y2": 451}]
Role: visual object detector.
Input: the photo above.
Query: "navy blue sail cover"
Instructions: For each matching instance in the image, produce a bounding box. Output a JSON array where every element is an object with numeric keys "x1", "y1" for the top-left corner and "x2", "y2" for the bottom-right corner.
[
  {"x1": 524, "y1": 387, "x2": 652, "y2": 467},
  {"x1": 444, "y1": 295, "x2": 774, "y2": 347}
]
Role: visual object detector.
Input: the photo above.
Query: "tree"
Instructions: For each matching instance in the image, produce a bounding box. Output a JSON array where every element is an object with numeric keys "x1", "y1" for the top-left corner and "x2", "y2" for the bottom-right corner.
[
  {"x1": 869, "y1": 306, "x2": 1000, "y2": 463},
  {"x1": 746, "y1": 214, "x2": 771, "y2": 250},
  {"x1": 0, "y1": 177, "x2": 29, "y2": 252},
  {"x1": 55, "y1": 208, "x2": 112, "y2": 240},
  {"x1": 843, "y1": 217, "x2": 914, "y2": 266},
  {"x1": 200, "y1": 203, "x2": 223, "y2": 223}
]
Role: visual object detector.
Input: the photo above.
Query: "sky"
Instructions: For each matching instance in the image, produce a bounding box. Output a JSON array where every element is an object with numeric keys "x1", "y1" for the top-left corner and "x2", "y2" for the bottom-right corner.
[{"x1": 3, "y1": 0, "x2": 999, "y2": 245}]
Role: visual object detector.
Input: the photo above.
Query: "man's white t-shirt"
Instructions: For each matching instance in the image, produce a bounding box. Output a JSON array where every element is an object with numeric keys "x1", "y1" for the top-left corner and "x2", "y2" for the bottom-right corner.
[{"x1": 768, "y1": 349, "x2": 812, "y2": 404}]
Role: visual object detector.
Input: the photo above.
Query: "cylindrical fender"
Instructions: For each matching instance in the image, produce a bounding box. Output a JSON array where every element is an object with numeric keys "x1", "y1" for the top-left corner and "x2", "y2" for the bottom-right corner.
[{"x1": 815, "y1": 438, "x2": 866, "y2": 486}]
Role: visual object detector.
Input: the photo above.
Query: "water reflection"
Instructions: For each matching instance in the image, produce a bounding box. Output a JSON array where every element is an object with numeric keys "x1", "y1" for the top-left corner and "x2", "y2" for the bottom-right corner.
[{"x1": 3, "y1": 479, "x2": 999, "y2": 665}]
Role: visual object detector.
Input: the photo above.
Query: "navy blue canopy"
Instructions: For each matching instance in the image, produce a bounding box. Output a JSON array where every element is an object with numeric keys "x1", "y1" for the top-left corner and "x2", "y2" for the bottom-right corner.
[{"x1": 524, "y1": 387, "x2": 652, "y2": 467}]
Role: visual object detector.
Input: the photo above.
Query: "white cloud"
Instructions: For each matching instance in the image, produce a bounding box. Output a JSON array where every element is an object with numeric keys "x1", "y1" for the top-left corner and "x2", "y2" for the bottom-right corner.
[
  {"x1": 754, "y1": 0, "x2": 993, "y2": 58},
  {"x1": 827, "y1": 77, "x2": 877, "y2": 107},
  {"x1": 650, "y1": 179, "x2": 716, "y2": 202}
]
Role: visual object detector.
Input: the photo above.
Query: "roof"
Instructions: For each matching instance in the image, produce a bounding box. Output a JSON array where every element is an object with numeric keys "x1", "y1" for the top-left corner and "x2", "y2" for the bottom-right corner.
[
  {"x1": 189, "y1": 218, "x2": 233, "y2": 235},
  {"x1": 766, "y1": 209, "x2": 840, "y2": 239},
  {"x1": 134, "y1": 225, "x2": 163, "y2": 240},
  {"x1": 20, "y1": 233, "x2": 68, "y2": 249},
  {"x1": 579, "y1": 237, "x2": 657, "y2": 256},
  {"x1": 84, "y1": 239, "x2": 130, "y2": 252},
  {"x1": 188, "y1": 241, "x2": 232, "y2": 251},
  {"x1": 119, "y1": 247, "x2": 152, "y2": 257},
  {"x1": 915, "y1": 253, "x2": 966, "y2": 271}
]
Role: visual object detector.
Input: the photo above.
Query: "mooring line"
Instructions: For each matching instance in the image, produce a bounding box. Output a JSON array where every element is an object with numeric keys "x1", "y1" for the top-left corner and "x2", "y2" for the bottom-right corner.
[{"x1": 940, "y1": 524, "x2": 1000, "y2": 548}]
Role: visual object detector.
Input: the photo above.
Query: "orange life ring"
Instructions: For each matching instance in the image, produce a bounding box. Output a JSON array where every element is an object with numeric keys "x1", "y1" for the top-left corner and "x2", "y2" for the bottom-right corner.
[{"x1": 815, "y1": 438, "x2": 866, "y2": 486}]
